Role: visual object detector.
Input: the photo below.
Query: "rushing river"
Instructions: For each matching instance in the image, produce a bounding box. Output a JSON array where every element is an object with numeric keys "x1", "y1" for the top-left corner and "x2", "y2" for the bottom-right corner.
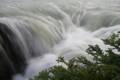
[{"x1": 0, "y1": 0, "x2": 120, "y2": 80}]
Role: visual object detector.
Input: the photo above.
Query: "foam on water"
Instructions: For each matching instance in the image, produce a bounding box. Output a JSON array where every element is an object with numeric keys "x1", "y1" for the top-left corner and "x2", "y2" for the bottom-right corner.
[{"x1": 0, "y1": 0, "x2": 120, "y2": 80}]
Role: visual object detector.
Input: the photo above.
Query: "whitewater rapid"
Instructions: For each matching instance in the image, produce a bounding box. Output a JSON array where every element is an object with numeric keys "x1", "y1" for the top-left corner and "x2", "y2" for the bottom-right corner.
[{"x1": 0, "y1": 0, "x2": 120, "y2": 80}]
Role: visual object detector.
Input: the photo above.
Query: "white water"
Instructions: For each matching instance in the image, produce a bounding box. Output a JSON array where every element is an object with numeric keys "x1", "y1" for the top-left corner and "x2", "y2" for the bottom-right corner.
[{"x1": 0, "y1": 0, "x2": 120, "y2": 80}]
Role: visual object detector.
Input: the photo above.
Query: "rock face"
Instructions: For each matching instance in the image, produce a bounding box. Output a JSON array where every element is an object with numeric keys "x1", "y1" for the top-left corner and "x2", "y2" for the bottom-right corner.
[{"x1": 0, "y1": 23, "x2": 27, "y2": 80}]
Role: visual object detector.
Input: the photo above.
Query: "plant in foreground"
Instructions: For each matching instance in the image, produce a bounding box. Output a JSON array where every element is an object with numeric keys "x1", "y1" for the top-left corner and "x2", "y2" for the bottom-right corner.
[{"x1": 31, "y1": 32, "x2": 120, "y2": 80}]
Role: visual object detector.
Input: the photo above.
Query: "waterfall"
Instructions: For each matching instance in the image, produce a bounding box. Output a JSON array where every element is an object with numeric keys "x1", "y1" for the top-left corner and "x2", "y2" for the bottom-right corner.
[{"x1": 0, "y1": 0, "x2": 120, "y2": 80}]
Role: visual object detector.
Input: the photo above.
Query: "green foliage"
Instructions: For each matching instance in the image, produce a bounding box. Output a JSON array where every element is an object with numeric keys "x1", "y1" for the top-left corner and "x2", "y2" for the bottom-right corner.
[{"x1": 31, "y1": 33, "x2": 120, "y2": 80}]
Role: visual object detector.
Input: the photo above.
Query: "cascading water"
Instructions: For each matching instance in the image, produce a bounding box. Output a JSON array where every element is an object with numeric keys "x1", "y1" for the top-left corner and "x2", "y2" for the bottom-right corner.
[{"x1": 0, "y1": 0, "x2": 120, "y2": 80}]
